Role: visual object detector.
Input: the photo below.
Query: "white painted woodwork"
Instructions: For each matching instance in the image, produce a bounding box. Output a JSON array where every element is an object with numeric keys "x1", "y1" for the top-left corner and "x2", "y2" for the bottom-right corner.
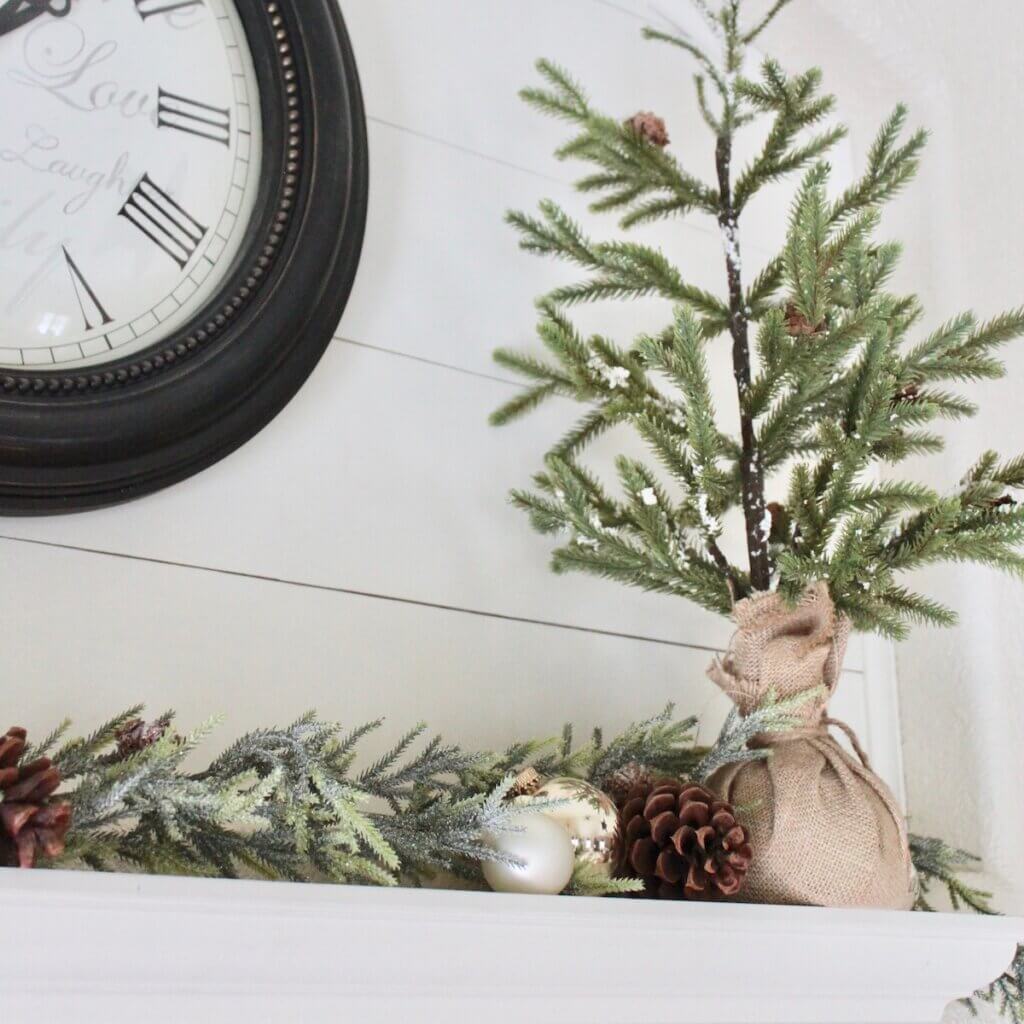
[{"x1": 2, "y1": 870, "x2": 1021, "y2": 1024}]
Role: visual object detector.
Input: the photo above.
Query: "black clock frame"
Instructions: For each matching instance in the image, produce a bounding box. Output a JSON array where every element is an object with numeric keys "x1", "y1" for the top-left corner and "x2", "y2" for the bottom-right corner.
[{"x1": 0, "y1": 0, "x2": 368, "y2": 514}]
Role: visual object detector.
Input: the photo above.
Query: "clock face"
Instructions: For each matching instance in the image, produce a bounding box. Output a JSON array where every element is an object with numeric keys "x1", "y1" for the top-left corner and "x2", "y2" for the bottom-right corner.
[{"x1": 0, "y1": 0, "x2": 262, "y2": 369}]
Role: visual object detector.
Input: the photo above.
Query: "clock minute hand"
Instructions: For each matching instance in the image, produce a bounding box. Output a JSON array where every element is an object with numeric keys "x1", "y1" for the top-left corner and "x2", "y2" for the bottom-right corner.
[{"x1": 0, "y1": 0, "x2": 73, "y2": 39}]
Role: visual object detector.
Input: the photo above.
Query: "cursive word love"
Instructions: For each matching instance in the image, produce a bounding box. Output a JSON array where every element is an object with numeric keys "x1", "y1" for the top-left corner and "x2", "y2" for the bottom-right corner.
[
  {"x1": 9, "y1": 20, "x2": 155, "y2": 122},
  {"x1": 0, "y1": 124, "x2": 130, "y2": 214}
]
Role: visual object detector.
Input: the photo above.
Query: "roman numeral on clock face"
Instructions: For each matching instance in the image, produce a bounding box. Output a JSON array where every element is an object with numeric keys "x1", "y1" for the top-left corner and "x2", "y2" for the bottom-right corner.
[
  {"x1": 119, "y1": 174, "x2": 208, "y2": 270},
  {"x1": 134, "y1": 0, "x2": 205, "y2": 20},
  {"x1": 62, "y1": 246, "x2": 113, "y2": 333},
  {"x1": 157, "y1": 88, "x2": 231, "y2": 146}
]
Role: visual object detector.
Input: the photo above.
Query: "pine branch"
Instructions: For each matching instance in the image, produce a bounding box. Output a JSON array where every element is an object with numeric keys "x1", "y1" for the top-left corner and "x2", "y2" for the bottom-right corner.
[
  {"x1": 489, "y1": 2, "x2": 1024, "y2": 638},
  {"x1": 833, "y1": 105, "x2": 928, "y2": 220},
  {"x1": 742, "y1": 0, "x2": 796, "y2": 43},
  {"x1": 733, "y1": 63, "x2": 846, "y2": 212},
  {"x1": 53, "y1": 705, "x2": 145, "y2": 779},
  {"x1": 566, "y1": 860, "x2": 645, "y2": 897},
  {"x1": 47, "y1": 704, "x2": 713, "y2": 890},
  {"x1": 910, "y1": 834, "x2": 996, "y2": 914},
  {"x1": 522, "y1": 57, "x2": 719, "y2": 223},
  {"x1": 962, "y1": 946, "x2": 1024, "y2": 1024},
  {"x1": 508, "y1": 201, "x2": 728, "y2": 317},
  {"x1": 695, "y1": 688, "x2": 819, "y2": 780},
  {"x1": 641, "y1": 27, "x2": 728, "y2": 100}
]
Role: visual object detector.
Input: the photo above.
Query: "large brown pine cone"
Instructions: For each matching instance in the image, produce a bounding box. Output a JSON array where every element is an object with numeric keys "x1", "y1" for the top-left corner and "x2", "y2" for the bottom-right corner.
[
  {"x1": 615, "y1": 780, "x2": 752, "y2": 899},
  {"x1": 0, "y1": 727, "x2": 72, "y2": 869}
]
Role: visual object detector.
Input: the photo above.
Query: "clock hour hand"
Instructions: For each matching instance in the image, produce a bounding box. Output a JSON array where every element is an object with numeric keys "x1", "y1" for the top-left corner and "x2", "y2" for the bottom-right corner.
[{"x1": 0, "y1": 0, "x2": 73, "y2": 39}]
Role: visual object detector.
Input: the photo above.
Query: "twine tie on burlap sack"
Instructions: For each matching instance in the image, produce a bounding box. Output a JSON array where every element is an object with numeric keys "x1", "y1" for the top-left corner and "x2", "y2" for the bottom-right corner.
[{"x1": 748, "y1": 716, "x2": 870, "y2": 770}]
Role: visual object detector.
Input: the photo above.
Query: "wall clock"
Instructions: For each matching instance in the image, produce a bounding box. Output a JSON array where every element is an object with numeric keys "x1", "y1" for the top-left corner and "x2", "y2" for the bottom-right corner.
[{"x1": 0, "y1": 0, "x2": 367, "y2": 513}]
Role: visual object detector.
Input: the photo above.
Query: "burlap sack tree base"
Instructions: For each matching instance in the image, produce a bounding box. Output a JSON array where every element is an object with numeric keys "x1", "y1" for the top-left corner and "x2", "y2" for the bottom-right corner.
[{"x1": 707, "y1": 582, "x2": 914, "y2": 910}]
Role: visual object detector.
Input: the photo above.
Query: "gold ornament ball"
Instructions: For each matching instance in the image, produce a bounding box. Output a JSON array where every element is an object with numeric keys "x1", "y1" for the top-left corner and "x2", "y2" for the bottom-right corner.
[
  {"x1": 516, "y1": 776, "x2": 618, "y2": 873},
  {"x1": 482, "y1": 812, "x2": 576, "y2": 895}
]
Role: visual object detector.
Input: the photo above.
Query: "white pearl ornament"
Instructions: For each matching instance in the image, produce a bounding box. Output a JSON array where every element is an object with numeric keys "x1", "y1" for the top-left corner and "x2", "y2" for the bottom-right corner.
[{"x1": 481, "y1": 813, "x2": 576, "y2": 896}]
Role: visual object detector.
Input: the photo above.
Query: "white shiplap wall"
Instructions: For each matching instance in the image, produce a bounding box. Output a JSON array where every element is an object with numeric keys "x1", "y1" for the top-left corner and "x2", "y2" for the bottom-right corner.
[{"x1": 2, "y1": 0, "x2": 900, "y2": 790}]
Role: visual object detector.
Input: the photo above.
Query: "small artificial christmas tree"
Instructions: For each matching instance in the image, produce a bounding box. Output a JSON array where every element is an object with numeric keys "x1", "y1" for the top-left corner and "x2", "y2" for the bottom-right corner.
[
  {"x1": 490, "y1": 0, "x2": 1024, "y2": 909},
  {"x1": 492, "y1": 1, "x2": 1024, "y2": 639}
]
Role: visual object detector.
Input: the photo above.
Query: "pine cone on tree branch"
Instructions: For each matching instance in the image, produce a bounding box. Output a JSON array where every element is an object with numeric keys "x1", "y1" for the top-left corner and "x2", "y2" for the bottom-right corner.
[
  {"x1": 784, "y1": 303, "x2": 826, "y2": 337},
  {"x1": 624, "y1": 111, "x2": 670, "y2": 147}
]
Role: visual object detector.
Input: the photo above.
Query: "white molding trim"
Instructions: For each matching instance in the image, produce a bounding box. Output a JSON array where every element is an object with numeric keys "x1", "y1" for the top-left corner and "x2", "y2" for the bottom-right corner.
[
  {"x1": 1, "y1": 870, "x2": 1020, "y2": 1023},
  {"x1": 861, "y1": 633, "x2": 909, "y2": 807}
]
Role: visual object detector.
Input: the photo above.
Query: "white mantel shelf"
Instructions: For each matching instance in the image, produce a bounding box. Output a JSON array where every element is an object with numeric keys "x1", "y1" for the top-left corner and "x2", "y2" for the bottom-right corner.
[{"x1": 1, "y1": 870, "x2": 1020, "y2": 1024}]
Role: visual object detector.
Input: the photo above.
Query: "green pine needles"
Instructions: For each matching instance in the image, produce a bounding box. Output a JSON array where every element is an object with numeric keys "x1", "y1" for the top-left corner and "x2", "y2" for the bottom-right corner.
[
  {"x1": 909, "y1": 834, "x2": 995, "y2": 915},
  {"x1": 9, "y1": 705, "x2": 1014, "y2": 1012},
  {"x1": 30, "y1": 701, "x2": 800, "y2": 891},
  {"x1": 963, "y1": 945, "x2": 1024, "y2": 1022},
  {"x1": 492, "y1": 0, "x2": 1024, "y2": 638},
  {"x1": 18, "y1": 704, "x2": 1000, "y2": 917}
]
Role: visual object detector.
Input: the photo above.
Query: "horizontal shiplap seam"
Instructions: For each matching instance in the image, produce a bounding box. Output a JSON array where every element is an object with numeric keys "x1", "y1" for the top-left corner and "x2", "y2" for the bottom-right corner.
[
  {"x1": 592, "y1": 0, "x2": 647, "y2": 21},
  {"x1": 0, "y1": 534, "x2": 864, "y2": 673},
  {"x1": 331, "y1": 335, "x2": 520, "y2": 387},
  {"x1": 364, "y1": 116, "x2": 774, "y2": 259},
  {"x1": 366, "y1": 116, "x2": 565, "y2": 187}
]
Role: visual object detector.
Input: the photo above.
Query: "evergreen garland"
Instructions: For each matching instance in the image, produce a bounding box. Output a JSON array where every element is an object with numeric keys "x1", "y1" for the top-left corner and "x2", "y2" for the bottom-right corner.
[
  {"x1": 963, "y1": 945, "x2": 1024, "y2": 1022},
  {"x1": 18, "y1": 700, "x2": 807, "y2": 891},
  {"x1": 8, "y1": 704, "x2": 1016, "y2": 1012},
  {"x1": 910, "y1": 834, "x2": 995, "y2": 916},
  {"x1": 906, "y1": 841, "x2": 1024, "y2": 1021},
  {"x1": 3, "y1": 702, "x2": 997, "y2": 911},
  {"x1": 491, "y1": 0, "x2": 1024, "y2": 638}
]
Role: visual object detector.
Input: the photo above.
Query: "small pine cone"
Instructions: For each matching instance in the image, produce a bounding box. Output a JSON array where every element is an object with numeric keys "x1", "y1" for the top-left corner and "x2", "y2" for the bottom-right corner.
[
  {"x1": 766, "y1": 502, "x2": 790, "y2": 545},
  {"x1": 624, "y1": 111, "x2": 669, "y2": 147},
  {"x1": 0, "y1": 727, "x2": 72, "y2": 869},
  {"x1": 615, "y1": 779, "x2": 752, "y2": 899},
  {"x1": 507, "y1": 767, "x2": 543, "y2": 799},
  {"x1": 113, "y1": 716, "x2": 170, "y2": 759},
  {"x1": 988, "y1": 494, "x2": 1018, "y2": 510},
  {"x1": 784, "y1": 303, "x2": 825, "y2": 337},
  {"x1": 603, "y1": 762, "x2": 655, "y2": 805},
  {"x1": 892, "y1": 382, "x2": 921, "y2": 404}
]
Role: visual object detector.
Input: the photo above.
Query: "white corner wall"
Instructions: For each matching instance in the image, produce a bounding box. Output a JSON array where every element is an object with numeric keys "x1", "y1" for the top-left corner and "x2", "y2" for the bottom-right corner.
[
  {"x1": 2, "y1": 2, "x2": 898, "y2": 803},
  {"x1": 769, "y1": 2, "x2": 1024, "y2": 940}
]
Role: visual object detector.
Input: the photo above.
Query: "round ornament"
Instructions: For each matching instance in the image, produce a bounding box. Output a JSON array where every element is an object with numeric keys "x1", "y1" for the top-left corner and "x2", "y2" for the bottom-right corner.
[
  {"x1": 516, "y1": 776, "x2": 618, "y2": 872},
  {"x1": 481, "y1": 812, "x2": 575, "y2": 896}
]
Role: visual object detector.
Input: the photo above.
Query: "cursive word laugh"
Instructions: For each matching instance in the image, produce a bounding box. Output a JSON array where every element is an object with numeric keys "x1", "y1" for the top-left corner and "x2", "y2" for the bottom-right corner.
[{"x1": 1, "y1": 125, "x2": 130, "y2": 214}]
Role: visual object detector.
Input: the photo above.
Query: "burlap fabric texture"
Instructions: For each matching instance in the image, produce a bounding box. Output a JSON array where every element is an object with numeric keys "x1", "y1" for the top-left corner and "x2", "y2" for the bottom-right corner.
[{"x1": 707, "y1": 582, "x2": 914, "y2": 909}]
